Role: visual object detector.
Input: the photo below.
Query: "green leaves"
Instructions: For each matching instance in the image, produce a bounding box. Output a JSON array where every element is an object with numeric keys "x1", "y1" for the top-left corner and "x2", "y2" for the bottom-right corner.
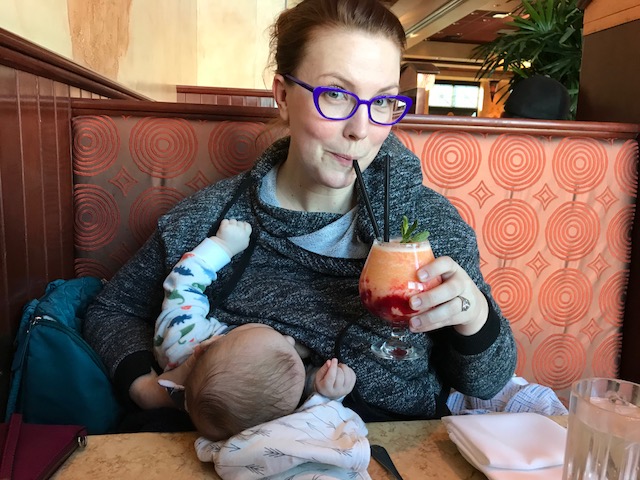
[
  {"x1": 473, "y1": 0, "x2": 583, "y2": 118},
  {"x1": 400, "y1": 216, "x2": 430, "y2": 243}
]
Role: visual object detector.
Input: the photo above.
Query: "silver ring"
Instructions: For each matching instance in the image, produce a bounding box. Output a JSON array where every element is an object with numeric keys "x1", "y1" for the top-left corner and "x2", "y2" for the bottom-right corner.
[{"x1": 458, "y1": 295, "x2": 470, "y2": 313}]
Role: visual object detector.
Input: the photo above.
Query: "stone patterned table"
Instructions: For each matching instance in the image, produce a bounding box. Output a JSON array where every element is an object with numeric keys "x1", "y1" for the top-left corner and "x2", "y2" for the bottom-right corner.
[{"x1": 54, "y1": 417, "x2": 568, "y2": 479}]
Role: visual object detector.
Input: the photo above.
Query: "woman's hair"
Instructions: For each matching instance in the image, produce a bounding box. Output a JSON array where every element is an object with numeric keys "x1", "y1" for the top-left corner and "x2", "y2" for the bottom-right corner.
[
  {"x1": 269, "y1": 0, "x2": 406, "y2": 76},
  {"x1": 185, "y1": 336, "x2": 305, "y2": 441}
]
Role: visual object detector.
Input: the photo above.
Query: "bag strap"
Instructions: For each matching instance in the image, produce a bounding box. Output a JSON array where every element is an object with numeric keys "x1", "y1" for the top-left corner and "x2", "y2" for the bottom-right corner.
[
  {"x1": 0, "y1": 413, "x2": 22, "y2": 480},
  {"x1": 206, "y1": 174, "x2": 257, "y2": 309}
]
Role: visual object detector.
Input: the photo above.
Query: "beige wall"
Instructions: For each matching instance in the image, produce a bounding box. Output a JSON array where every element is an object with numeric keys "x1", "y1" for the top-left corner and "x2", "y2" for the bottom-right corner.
[
  {"x1": 197, "y1": 0, "x2": 282, "y2": 89},
  {"x1": 0, "y1": 0, "x2": 285, "y2": 101},
  {"x1": 1, "y1": 0, "x2": 73, "y2": 56}
]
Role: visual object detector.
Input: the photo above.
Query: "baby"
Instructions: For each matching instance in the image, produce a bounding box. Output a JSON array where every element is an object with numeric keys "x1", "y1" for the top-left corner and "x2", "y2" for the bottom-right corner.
[{"x1": 154, "y1": 219, "x2": 355, "y2": 441}]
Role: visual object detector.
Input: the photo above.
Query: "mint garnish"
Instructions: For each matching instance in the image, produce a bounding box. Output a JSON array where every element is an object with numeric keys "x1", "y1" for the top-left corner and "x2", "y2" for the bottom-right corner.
[{"x1": 400, "y1": 215, "x2": 430, "y2": 243}]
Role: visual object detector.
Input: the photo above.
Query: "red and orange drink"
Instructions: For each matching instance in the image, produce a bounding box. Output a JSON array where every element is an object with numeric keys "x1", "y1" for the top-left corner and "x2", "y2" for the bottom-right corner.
[{"x1": 359, "y1": 237, "x2": 442, "y2": 360}]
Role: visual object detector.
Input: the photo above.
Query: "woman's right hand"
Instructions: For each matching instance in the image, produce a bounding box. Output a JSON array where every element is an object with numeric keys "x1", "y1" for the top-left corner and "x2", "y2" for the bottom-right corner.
[
  {"x1": 131, "y1": 335, "x2": 223, "y2": 409},
  {"x1": 129, "y1": 369, "x2": 175, "y2": 409}
]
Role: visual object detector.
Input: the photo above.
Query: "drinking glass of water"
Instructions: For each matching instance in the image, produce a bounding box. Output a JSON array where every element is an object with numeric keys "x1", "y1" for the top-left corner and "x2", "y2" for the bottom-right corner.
[{"x1": 562, "y1": 377, "x2": 640, "y2": 480}]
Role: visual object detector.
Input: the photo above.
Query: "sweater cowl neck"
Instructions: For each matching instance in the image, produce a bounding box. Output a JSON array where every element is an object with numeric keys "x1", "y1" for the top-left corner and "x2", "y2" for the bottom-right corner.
[
  {"x1": 248, "y1": 135, "x2": 401, "y2": 242},
  {"x1": 250, "y1": 136, "x2": 352, "y2": 239}
]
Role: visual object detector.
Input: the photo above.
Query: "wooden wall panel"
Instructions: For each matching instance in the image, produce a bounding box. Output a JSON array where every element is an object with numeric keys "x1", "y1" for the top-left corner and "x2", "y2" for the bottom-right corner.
[
  {"x1": 577, "y1": 19, "x2": 640, "y2": 125},
  {"x1": 0, "y1": 66, "x2": 77, "y2": 414},
  {"x1": 0, "y1": 27, "x2": 145, "y2": 414},
  {"x1": 577, "y1": 19, "x2": 640, "y2": 384},
  {"x1": 175, "y1": 85, "x2": 276, "y2": 107},
  {"x1": 583, "y1": 0, "x2": 640, "y2": 35}
]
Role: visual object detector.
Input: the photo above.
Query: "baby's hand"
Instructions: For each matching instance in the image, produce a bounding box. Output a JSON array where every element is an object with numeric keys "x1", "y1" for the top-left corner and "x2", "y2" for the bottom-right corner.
[
  {"x1": 314, "y1": 358, "x2": 356, "y2": 399},
  {"x1": 211, "y1": 219, "x2": 251, "y2": 257}
]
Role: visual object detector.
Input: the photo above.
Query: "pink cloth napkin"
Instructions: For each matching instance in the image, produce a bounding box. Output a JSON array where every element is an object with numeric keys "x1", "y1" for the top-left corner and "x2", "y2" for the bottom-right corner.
[{"x1": 442, "y1": 412, "x2": 567, "y2": 480}]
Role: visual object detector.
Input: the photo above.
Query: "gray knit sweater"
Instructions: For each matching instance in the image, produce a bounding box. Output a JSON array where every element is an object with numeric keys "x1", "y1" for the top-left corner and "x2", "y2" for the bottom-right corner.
[{"x1": 84, "y1": 133, "x2": 516, "y2": 420}]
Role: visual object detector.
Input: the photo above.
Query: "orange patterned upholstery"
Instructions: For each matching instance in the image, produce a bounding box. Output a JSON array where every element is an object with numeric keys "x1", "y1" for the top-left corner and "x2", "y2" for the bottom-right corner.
[{"x1": 72, "y1": 115, "x2": 639, "y2": 402}]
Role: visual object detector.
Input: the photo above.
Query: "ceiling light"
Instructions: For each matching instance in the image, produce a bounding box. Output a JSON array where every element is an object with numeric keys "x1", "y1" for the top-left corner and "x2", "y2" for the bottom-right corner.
[{"x1": 492, "y1": 13, "x2": 510, "y2": 18}]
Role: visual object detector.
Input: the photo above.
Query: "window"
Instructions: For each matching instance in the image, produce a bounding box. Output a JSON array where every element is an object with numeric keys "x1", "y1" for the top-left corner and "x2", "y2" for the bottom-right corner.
[{"x1": 428, "y1": 81, "x2": 481, "y2": 116}]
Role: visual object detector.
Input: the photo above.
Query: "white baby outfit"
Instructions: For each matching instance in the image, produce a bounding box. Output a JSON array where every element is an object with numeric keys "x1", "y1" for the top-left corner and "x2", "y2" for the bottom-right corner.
[
  {"x1": 195, "y1": 394, "x2": 371, "y2": 480},
  {"x1": 154, "y1": 238, "x2": 233, "y2": 370}
]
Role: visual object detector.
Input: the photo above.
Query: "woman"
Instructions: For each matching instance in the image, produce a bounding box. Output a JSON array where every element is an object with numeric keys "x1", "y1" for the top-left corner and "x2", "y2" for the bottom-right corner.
[{"x1": 84, "y1": 0, "x2": 516, "y2": 426}]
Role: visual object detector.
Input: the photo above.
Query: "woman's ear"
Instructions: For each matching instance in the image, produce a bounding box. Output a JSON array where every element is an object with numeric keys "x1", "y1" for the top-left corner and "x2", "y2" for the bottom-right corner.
[{"x1": 272, "y1": 74, "x2": 290, "y2": 123}]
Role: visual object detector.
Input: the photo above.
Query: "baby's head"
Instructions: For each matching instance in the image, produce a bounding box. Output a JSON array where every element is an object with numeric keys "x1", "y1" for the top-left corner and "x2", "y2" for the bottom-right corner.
[{"x1": 185, "y1": 324, "x2": 306, "y2": 441}]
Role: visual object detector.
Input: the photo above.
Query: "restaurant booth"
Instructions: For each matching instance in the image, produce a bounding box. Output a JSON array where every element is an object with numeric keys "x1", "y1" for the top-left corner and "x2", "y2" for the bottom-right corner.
[{"x1": 1, "y1": 25, "x2": 640, "y2": 478}]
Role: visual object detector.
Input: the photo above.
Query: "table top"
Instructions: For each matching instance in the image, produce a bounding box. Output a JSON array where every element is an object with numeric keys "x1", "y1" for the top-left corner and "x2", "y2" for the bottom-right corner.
[{"x1": 54, "y1": 416, "x2": 568, "y2": 479}]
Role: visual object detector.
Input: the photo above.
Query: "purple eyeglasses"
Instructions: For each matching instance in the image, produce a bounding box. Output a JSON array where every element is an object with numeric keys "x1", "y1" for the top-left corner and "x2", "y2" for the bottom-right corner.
[{"x1": 284, "y1": 74, "x2": 412, "y2": 126}]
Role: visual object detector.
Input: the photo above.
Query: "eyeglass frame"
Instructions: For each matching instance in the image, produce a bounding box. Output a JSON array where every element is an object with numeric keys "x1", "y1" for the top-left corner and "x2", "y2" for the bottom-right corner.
[{"x1": 283, "y1": 73, "x2": 412, "y2": 126}]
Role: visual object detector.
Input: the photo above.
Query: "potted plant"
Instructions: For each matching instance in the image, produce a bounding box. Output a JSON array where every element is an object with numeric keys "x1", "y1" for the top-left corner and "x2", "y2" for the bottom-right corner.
[{"x1": 473, "y1": 0, "x2": 584, "y2": 118}]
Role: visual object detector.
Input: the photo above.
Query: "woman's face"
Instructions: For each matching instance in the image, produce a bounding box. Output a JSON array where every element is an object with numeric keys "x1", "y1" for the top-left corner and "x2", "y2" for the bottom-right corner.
[{"x1": 273, "y1": 28, "x2": 402, "y2": 192}]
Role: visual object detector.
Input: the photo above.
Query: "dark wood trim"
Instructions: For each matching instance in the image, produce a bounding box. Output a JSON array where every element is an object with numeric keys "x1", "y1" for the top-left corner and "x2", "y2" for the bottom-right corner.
[
  {"x1": 71, "y1": 99, "x2": 279, "y2": 121},
  {"x1": 70, "y1": 100, "x2": 640, "y2": 139},
  {"x1": 399, "y1": 114, "x2": 640, "y2": 139},
  {"x1": 0, "y1": 27, "x2": 150, "y2": 100},
  {"x1": 176, "y1": 85, "x2": 273, "y2": 97},
  {"x1": 577, "y1": 0, "x2": 592, "y2": 10}
]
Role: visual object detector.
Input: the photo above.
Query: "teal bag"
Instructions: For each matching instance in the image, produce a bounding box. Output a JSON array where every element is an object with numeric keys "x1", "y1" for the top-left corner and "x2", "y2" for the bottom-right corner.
[{"x1": 5, "y1": 277, "x2": 123, "y2": 434}]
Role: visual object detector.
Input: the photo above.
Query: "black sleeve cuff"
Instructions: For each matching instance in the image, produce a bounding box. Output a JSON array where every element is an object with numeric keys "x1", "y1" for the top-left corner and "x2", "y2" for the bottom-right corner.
[
  {"x1": 446, "y1": 293, "x2": 501, "y2": 355},
  {"x1": 114, "y1": 350, "x2": 162, "y2": 409}
]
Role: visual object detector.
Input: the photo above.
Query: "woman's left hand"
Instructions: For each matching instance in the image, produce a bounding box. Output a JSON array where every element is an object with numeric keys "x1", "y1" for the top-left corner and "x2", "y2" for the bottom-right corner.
[{"x1": 408, "y1": 255, "x2": 488, "y2": 336}]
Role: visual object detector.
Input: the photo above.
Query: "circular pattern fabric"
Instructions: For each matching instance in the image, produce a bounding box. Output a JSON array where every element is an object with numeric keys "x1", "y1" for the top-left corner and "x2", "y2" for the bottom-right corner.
[
  {"x1": 74, "y1": 258, "x2": 113, "y2": 280},
  {"x1": 539, "y1": 268, "x2": 591, "y2": 326},
  {"x1": 483, "y1": 199, "x2": 538, "y2": 259},
  {"x1": 68, "y1": 116, "x2": 635, "y2": 404},
  {"x1": 592, "y1": 334, "x2": 621, "y2": 378},
  {"x1": 209, "y1": 122, "x2": 267, "y2": 177},
  {"x1": 485, "y1": 267, "x2": 532, "y2": 323},
  {"x1": 532, "y1": 334, "x2": 585, "y2": 390},
  {"x1": 422, "y1": 131, "x2": 481, "y2": 188},
  {"x1": 392, "y1": 128, "x2": 416, "y2": 153},
  {"x1": 615, "y1": 140, "x2": 639, "y2": 196},
  {"x1": 130, "y1": 118, "x2": 197, "y2": 178},
  {"x1": 73, "y1": 116, "x2": 119, "y2": 176},
  {"x1": 553, "y1": 137, "x2": 607, "y2": 194},
  {"x1": 74, "y1": 184, "x2": 120, "y2": 251},
  {"x1": 607, "y1": 206, "x2": 634, "y2": 263},
  {"x1": 546, "y1": 201, "x2": 599, "y2": 261},
  {"x1": 129, "y1": 187, "x2": 185, "y2": 245},
  {"x1": 515, "y1": 338, "x2": 525, "y2": 377},
  {"x1": 489, "y1": 135, "x2": 545, "y2": 191},
  {"x1": 599, "y1": 270, "x2": 628, "y2": 326}
]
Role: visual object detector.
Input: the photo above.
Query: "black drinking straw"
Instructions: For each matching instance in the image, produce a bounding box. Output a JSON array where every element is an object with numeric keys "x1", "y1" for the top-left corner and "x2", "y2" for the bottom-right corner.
[
  {"x1": 384, "y1": 155, "x2": 390, "y2": 242},
  {"x1": 353, "y1": 159, "x2": 381, "y2": 239}
]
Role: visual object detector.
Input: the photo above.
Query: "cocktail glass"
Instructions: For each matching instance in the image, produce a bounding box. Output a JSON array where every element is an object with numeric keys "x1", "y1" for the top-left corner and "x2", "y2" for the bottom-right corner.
[{"x1": 359, "y1": 237, "x2": 442, "y2": 361}]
